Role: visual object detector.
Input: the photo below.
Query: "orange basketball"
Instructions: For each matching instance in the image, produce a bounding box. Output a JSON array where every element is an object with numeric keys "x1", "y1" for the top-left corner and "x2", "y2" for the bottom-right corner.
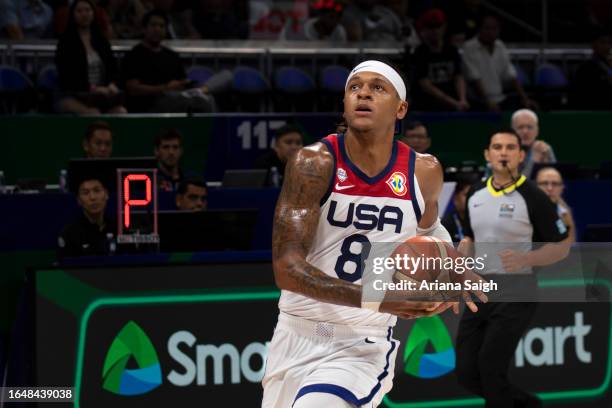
[{"x1": 391, "y1": 236, "x2": 450, "y2": 283}]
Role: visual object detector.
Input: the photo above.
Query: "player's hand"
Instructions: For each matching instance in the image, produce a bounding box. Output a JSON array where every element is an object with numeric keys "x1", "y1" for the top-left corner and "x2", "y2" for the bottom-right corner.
[
  {"x1": 446, "y1": 268, "x2": 488, "y2": 314},
  {"x1": 379, "y1": 288, "x2": 452, "y2": 320},
  {"x1": 498, "y1": 249, "x2": 529, "y2": 273}
]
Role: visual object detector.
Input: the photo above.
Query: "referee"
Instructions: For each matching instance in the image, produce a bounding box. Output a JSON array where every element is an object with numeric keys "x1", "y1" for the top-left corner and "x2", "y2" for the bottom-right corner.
[{"x1": 456, "y1": 130, "x2": 570, "y2": 408}]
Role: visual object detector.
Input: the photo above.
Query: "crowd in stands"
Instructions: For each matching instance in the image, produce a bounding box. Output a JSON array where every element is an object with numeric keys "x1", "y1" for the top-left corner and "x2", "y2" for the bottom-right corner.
[{"x1": 0, "y1": 0, "x2": 609, "y2": 114}]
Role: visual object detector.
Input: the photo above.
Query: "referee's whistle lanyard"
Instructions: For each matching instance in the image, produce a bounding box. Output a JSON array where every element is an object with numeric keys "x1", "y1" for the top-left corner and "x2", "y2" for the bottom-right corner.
[{"x1": 452, "y1": 213, "x2": 464, "y2": 241}]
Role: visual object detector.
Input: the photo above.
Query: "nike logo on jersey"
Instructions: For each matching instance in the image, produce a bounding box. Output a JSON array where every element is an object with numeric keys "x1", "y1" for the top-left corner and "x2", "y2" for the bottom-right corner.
[
  {"x1": 335, "y1": 183, "x2": 355, "y2": 191},
  {"x1": 473, "y1": 203, "x2": 484, "y2": 208},
  {"x1": 365, "y1": 337, "x2": 375, "y2": 344}
]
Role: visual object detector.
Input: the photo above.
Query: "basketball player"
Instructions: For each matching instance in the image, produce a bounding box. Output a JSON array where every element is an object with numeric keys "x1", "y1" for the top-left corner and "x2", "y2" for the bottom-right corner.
[{"x1": 262, "y1": 60, "x2": 487, "y2": 408}]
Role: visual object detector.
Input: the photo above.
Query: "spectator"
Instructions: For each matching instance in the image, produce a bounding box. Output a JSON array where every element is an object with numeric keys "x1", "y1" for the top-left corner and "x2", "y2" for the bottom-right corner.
[
  {"x1": 462, "y1": 15, "x2": 537, "y2": 111},
  {"x1": 143, "y1": 0, "x2": 200, "y2": 39},
  {"x1": 410, "y1": 9, "x2": 469, "y2": 111},
  {"x1": 0, "y1": 0, "x2": 52, "y2": 39},
  {"x1": 57, "y1": 178, "x2": 116, "y2": 258},
  {"x1": 341, "y1": 0, "x2": 402, "y2": 42},
  {"x1": 442, "y1": 178, "x2": 473, "y2": 242},
  {"x1": 83, "y1": 121, "x2": 113, "y2": 158},
  {"x1": 53, "y1": 0, "x2": 113, "y2": 38},
  {"x1": 255, "y1": 123, "x2": 304, "y2": 186},
  {"x1": 536, "y1": 166, "x2": 576, "y2": 243},
  {"x1": 155, "y1": 128, "x2": 191, "y2": 192},
  {"x1": 445, "y1": 0, "x2": 484, "y2": 47},
  {"x1": 279, "y1": 0, "x2": 346, "y2": 42},
  {"x1": 571, "y1": 29, "x2": 612, "y2": 110},
  {"x1": 511, "y1": 109, "x2": 556, "y2": 178},
  {"x1": 55, "y1": 0, "x2": 126, "y2": 114},
  {"x1": 122, "y1": 9, "x2": 231, "y2": 113},
  {"x1": 400, "y1": 121, "x2": 430, "y2": 153},
  {"x1": 102, "y1": 0, "x2": 147, "y2": 39},
  {"x1": 175, "y1": 177, "x2": 208, "y2": 211}
]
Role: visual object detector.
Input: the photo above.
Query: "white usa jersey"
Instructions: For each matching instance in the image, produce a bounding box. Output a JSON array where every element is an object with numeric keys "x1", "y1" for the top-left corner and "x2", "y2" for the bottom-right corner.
[{"x1": 279, "y1": 133, "x2": 425, "y2": 327}]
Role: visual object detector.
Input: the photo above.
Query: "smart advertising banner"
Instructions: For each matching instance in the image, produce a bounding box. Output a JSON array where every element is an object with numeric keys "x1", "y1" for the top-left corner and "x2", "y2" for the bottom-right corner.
[{"x1": 32, "y1": 252, "x2": 612, "y2": 407}]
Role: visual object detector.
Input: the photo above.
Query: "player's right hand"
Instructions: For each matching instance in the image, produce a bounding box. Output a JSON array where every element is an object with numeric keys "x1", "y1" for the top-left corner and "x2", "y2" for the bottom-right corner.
[{"x1": 379, "y1": 291, "x2": 453, "y2": 320}]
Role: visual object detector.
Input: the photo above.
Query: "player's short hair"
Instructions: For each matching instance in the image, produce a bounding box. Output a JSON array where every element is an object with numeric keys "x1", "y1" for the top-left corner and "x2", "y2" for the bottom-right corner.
[
  {"x1": 142, "y1": 9, "x2": 169, "y2": 28},
  {"x1": 275, "y1": 123, "x2": 304, "y2": 141},
  {"x1": 155, "y1": 128, "x2": 182, "y2": 148},
  {"x1": 84, "y1": 121, "x2": 112, "y2": 141},
  {"x1": 487, "y1": 128, "x2": 522, "y2": 149},
  {"x1": 177, "y1": 177, "x2": 207, "y2": 195}
]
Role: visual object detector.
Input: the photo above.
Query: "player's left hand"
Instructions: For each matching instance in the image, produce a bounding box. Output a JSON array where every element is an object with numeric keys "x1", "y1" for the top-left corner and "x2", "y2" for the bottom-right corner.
[{"x1": 498, "y1": 249, "x2": 529, "y2": 273}]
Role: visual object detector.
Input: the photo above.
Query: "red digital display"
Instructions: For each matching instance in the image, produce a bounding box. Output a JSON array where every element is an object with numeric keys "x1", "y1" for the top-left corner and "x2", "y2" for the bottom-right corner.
[{"x1": 123, "y1": 174, "x2": 152, "y2": 228}]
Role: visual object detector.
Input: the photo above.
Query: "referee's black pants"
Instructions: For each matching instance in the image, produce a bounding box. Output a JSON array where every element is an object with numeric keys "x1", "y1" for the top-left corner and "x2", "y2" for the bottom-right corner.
[{"x1": 455, "y1": 301, "x2": 540, "y2": 408}]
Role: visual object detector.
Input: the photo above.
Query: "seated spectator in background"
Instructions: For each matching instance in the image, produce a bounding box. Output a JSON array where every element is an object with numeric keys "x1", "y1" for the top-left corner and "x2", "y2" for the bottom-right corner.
[
  {"x1": 83, "y1": 120, "x2": 113, "y2": 158},
  {"x1": 57, "y1": 178, "x2": 116, "y2": 258},
  {"x1": 280, "y1": 0, "x2": 346, "y2": 42},
  {"x1": 400, "y1": 121, "x2": 430, "y2": 153},
  {"x1": 511, "y1": 109, "x2": 556, "y2": 178},
  {"x1": 102, "y1": 0, "x2": 147, "y2": 39},
  {"x1": 536, "y1": 167, "x2": 575, "y2": 243},
  {"x1": 55, "y1": 0, "x2": 126, "y2": 114},
  {"x1": 143, "y1": 0, "x2": 200, "y2": 39},
  {"x1": 53, "y1": 0, "x2": 113, "y2": 38},
  {"x1": 571, "y1": 29, "x2": 612, "y2": 110},
  {"x1": 255, "y1": 123, "x2": 304, "y2": 186},
  {"x1": 155, "y1": 128, "x2": 190, "y2": 192},
  {"x1": 462, "y1": 15, "x2": 537, "y2": 111},
  {"x1": 442, "y1": 177, "x2": 474, "y2": 242},
  {"x1": 0, "y1": 0, "x2": 52, "y2": 39},
  {"x1": 175, "y1": 177, "x2": 208, "y2": 211},
  {"x1": 410, "y1": 9, "x2": 469, "y2": 111},
  {"x1": 122, "y1": 10, "x2": 231, "y2": 113},
  {"x1": 445, "y1": 0, "x2": 484, "y2": 47},
  {"x1": 341, "y1": 0, "x2": 403, "y2": 42}
]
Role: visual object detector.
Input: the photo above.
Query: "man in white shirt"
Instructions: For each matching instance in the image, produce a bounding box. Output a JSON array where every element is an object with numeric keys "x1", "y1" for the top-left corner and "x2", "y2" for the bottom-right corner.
[{"x1": 462, "y1": 15, "x2": 537, "y2": 111}]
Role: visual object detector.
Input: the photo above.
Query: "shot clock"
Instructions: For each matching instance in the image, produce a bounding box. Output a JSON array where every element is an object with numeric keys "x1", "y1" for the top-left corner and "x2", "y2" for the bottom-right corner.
[{"x1": 116, "y1": 169, "x2": 159, "y2": 244}]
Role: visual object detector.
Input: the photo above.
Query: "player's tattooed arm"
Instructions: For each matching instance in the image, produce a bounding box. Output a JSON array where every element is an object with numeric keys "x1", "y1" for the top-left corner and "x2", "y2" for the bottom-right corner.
[{"x1": 272, "y1": 143, "x2": 362, "y2": 308}]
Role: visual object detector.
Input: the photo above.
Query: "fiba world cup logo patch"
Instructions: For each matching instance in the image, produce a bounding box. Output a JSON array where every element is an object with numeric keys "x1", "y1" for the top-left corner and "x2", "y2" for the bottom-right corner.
[
  {"x1": 337, "y1": 168, "x2": 348, "y2": 182},
  {"x1": 386, "y1": 172, "x2": 407, "y2": 196}
]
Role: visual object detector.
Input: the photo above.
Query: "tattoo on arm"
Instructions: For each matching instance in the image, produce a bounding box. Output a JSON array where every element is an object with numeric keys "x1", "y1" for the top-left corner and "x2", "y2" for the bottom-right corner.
[{"x1": 272, "y1": 144, "x2": 362, "y2": 308}]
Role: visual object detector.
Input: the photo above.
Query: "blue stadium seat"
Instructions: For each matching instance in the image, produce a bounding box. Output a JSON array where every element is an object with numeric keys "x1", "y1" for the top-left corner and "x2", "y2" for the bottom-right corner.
[
  {"x1": 0, "y1": 65, "x2": 34, "y2": 113},
  {"x1": 37, "y1": 64, "x2": 59, "y2": 91},
  {"x1": 232, "y1": 66, "x2": 269, "y2": 94},
  {"x1": 514, "y1": 64, "x2": 531, "y2": 87},
  {"x1": 187, "y1": 65, "x2": 214, "y2": 86},
  {"x1": 535, "y1": 63, "x2": 568, "y2": 88},
  {"x1": 319, "y1": 65, "x2": 350, "y2": 93},
  {"x1": 0, "y1": 65, "x2": 33, "y2": 92},
  {"x1": 274, "y1": 66, "x2": 315, "y2": 94}
]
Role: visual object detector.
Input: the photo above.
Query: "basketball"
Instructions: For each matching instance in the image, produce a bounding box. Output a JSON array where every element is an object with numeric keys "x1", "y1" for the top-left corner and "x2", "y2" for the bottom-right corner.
[{"x1": 391, "y1": 236, "x2": 451, "y2": 283}]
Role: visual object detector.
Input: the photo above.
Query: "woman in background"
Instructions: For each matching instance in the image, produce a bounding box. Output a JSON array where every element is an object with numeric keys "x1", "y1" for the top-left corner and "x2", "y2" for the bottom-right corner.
[{"x1": 55, "y1": 0, "x2": 126, "y2": 114}]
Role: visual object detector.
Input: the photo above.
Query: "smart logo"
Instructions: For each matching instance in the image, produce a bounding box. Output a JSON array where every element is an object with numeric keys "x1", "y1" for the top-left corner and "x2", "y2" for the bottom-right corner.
[
  {"x1": 403, "y1": 316, "x2": 455, "y2": 379},
  {"x1": 102, "y1": 321, "x2": 162, "y2": 396}
]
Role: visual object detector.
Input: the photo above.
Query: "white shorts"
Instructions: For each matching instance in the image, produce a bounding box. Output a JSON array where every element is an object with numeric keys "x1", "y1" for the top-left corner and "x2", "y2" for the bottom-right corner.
[{"x1": 262, "y1": 312, "x2": 399, "y2": 408}]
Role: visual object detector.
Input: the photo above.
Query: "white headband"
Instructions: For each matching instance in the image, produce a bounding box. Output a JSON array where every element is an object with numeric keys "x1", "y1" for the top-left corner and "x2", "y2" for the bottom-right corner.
[{"x1": 345, "y1": 60, "x2": 406, "y2": 101}]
